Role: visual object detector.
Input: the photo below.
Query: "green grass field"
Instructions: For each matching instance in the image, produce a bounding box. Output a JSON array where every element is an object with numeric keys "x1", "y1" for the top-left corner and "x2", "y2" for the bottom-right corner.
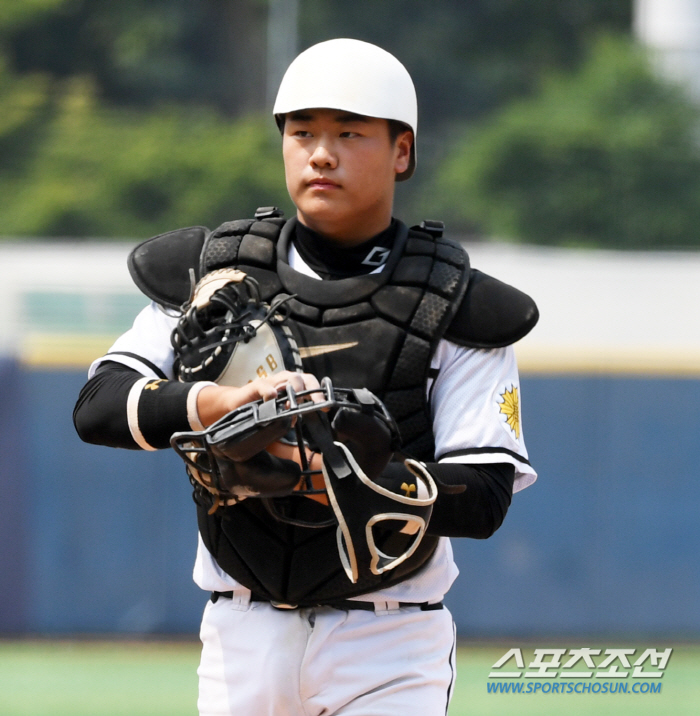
[{"x1": 0, "y1": 640, "x2": 697, "y2": 715}]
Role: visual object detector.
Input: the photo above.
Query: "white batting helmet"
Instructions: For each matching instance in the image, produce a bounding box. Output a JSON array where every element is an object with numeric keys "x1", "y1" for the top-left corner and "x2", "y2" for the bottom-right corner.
[{"x1": 273, "y1": 38, "x2": 418, "y2": 181}]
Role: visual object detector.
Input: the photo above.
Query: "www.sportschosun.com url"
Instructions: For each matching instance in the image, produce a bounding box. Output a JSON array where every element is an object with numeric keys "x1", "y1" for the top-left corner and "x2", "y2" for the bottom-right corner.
[{"x1": 487, "y1": 681, "x2": 662, "y2": 695}]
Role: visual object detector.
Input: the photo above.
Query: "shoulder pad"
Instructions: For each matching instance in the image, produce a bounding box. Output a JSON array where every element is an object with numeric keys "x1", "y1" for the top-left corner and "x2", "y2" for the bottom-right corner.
[
  {"x1": 127, "y1": 226, "x2": 208, "y2": 310},
  {"x1": 199, "y1": 217, "x2": 285, "y2": 276},
  {"x1": 444, "y1": 268, "x2": 539, "y2": 348}
]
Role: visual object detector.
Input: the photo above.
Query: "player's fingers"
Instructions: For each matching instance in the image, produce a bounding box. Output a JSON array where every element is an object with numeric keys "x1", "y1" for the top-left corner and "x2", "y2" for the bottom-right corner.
[
  {"x1": 279, "y1": 371, "x2": 305, "y2": 394},
  {"x1": 237, "y1": 379, "x2": 278, "y2": 404},
  {"x1": 293, "y1": 372, "x2": 324, "y2": 404},
  {"x1": 272, "y1": 371, "x2": 324, "y2": 403},
  {"x1": 301, "y1": 373, "x2": 324, "y2": 403}
]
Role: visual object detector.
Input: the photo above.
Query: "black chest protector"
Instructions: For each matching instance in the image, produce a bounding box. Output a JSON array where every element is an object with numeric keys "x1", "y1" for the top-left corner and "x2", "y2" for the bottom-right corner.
[{"x1": 128, "y1": 210, "x2": 539, "y2": 605}]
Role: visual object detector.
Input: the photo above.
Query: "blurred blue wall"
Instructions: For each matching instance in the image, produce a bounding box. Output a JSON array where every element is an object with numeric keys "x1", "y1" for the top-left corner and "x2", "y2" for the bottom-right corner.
[{"x1": 1, "y1": 362, "x2": 698, "y2": 637}]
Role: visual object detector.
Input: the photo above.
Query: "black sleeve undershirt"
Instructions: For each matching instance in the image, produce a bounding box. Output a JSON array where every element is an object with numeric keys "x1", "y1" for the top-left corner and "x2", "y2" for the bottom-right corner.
[
  {"x1": 73, "y1": 361, "x2": 193, "y2": 450},
  {"x1": 382, "y1": 460, "x2": 515, "y2": 539},
  {"x1": 426, "y1": 461, "x2": 515, "y2": 539}
]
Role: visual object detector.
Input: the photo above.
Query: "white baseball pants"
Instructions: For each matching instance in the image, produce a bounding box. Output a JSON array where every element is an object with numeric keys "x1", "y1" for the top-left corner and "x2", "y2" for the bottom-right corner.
[{"x1": 197, "y1": 594, "x2": 456, "y2": 716}]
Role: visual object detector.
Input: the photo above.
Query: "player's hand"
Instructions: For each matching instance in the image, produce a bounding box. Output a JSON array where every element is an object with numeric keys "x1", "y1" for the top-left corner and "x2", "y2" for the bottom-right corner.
[{"x1": 196, "y1": 371, "x2": 322, "y2": 427}]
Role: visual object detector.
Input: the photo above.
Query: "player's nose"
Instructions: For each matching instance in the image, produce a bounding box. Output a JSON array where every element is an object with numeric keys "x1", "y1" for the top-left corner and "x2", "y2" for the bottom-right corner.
[{"x1": 309, "y1": 140, "x2": 338, "y2": 169}]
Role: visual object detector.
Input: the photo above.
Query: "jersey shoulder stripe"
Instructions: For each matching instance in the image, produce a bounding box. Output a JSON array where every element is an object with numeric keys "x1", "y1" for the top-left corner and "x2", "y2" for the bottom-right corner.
[
  {"x1": 438, "y1": 446, "x2": 531, "y2": 466},
  {"x1": 106, "y1": 351, "x2": 168, "y2": 380}
]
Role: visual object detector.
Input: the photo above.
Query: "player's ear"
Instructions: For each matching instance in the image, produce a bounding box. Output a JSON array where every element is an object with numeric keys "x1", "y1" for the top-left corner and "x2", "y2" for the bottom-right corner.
[{"x1": 393, "y1": 129, "x2": 413, "y2": 176}]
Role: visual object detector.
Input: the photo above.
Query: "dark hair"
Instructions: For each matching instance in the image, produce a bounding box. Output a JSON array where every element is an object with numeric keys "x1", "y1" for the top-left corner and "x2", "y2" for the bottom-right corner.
[
  {"x1": 388, "y1": 119, "x2": 412, "y2": 144},
  {"x1": 275, "y1": 114, "x2": 412, "y2": 146}
]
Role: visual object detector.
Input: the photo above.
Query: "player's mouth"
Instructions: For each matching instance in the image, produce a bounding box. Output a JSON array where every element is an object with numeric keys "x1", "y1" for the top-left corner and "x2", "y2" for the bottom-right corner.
[{"x1": 307, "y1": 177, "x2": 341, "y2": 190}]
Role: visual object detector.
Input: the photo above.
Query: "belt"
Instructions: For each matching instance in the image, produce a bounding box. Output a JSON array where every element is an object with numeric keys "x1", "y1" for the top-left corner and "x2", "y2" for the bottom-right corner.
[{"x1": 211, "y1": 591, "x2": 443, "y2": 612}]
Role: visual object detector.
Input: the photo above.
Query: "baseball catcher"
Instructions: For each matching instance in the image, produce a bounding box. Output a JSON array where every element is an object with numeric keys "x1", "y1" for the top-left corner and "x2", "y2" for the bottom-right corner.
[{"x1": 73, "y1": 37, "x2": 539, "y2": 716}]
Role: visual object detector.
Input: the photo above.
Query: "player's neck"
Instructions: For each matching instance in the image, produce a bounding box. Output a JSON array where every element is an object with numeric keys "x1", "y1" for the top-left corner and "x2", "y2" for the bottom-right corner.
[
  {"x1": 294, "y1": 220, "x2": 397, "y2": 280},
  {"x1": 295, "y1": 207, "x2": 395, "y2": 247}
]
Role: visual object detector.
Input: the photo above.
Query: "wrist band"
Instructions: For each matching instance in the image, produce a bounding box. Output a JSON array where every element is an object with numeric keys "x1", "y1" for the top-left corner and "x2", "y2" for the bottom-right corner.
[{"x1": 187, "y1": 381, "x2": 218, "y2": 431}]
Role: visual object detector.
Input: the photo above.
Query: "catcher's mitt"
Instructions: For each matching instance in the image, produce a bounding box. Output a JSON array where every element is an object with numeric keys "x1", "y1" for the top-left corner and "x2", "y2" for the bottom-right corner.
[{"x1": 171, "y1": 268, "x2": 301, "y2": 385}]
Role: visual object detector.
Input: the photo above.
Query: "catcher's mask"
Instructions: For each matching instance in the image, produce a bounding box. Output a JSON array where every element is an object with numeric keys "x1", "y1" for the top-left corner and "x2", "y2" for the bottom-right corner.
[
  {"x1": 171, "y1": 268, "x2": 301, "y2": 385},
  {"x1": 171, "y1": 378, "x2": 437, "y2": 582}
]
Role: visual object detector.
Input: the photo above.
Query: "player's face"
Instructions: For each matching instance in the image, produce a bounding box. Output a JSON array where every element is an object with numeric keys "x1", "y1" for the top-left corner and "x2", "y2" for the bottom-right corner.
[{"x1": 282, "y1": 108, "x2": 412, "y2": 246}]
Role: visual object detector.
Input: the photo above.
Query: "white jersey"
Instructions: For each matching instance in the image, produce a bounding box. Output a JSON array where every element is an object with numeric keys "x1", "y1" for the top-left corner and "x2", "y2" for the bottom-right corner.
[{"x1": 91, "y1": 252, "x2": 536, "y2": 604}]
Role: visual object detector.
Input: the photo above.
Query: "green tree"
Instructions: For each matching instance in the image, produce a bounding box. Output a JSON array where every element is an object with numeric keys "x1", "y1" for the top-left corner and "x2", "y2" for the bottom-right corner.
[
  {"x1": 7, "y1": 0, "x2": 631, "y2": 125},
  {"x1": 430, "y1": 35, "x2": 700, "y2": 248},
  {"x1": 0, "y1": 0, "x2": 68, "y2": 31},
  {"x1": 0, "y1": 1, "x2": 287, "y2": 239},
  {"x1": 302, "y1": 0, "x2": 631, "y2": 128},
  {"x1": 6, "y1": 0, "x2": 268, "y2": 114},
  {"x1": 0, "y1": 76, "x2": 289, "y2": 238}
]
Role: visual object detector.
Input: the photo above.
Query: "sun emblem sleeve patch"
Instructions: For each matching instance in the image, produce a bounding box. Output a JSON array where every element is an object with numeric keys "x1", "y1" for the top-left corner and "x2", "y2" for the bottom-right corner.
[{"x1": 498, "y1": 385, "x2": 521, "y2": 440}]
